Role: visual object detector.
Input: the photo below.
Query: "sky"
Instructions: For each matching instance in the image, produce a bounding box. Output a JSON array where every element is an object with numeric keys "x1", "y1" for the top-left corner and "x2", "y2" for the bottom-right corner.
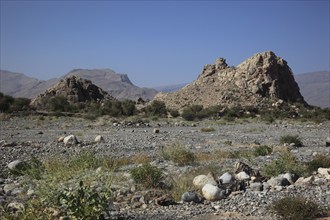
[{"x1": 1, "y1": 0, "x2": 329, "y2": 87}]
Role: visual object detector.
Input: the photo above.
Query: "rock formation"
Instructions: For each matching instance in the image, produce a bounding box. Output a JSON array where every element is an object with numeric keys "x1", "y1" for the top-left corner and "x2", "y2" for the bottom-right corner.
[
  {"x1": 154, "y1": 51, "x2": 306, "y2": 109},
  {"x1": 31, "y1": 75, "x2": 114, "y2": 108}
]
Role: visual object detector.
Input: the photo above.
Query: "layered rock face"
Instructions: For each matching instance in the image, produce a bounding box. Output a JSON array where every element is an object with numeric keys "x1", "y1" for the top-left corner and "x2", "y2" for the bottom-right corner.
[
  {"x1": 31, "y1": 76, "x2": 114, "y2": 108},
  {"x1": 154, "y1": 51, "x2": 306, "y2": 109}
]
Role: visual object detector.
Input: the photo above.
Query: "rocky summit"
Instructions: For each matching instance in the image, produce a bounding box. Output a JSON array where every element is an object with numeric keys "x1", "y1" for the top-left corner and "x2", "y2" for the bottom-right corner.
[
  {"x1": 31, "y1": 75, "x2": 114, "y2": 108},
  {"x1": 154, "y1": 51, "x2": 306, "y2": 109}
]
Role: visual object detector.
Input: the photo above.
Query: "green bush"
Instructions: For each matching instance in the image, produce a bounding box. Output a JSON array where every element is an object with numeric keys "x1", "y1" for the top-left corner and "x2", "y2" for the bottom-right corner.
[
  {"x1": 0, "y1": 93, "x2": 31, "y2": 113},
  {"x1": 57, "y1": 181, "x2": 109, "y2": 219},
  {"x1": 169, "y1": 109, "x2": 180, "y2": 118},
  {"x1": 130, "y1": 163, "x2": 163, "y2": 188},
  {"x1": 46, "y1": 96, "x2": 78, "y2": 112},
  {"x1": 280, "y1": 135, "x2": 303, "y2": 147},
  {"x1": 306, "y1": 154, "x2": 330, "y2": 175},
  {"x1": 253, "y1": 145, "x2": 272, "y2": 156},
  {"x1": 181, "y1": 105, "x2": 204, "y2": 121},
  {"x1": 142, "y1": 100, "x2": 168, "y2": 117},
  {"x1": 161, "y1": 143, "x2": 196, "y2": 166},
  {"x1": 262, "y1": 150, "x2": 306, "y2": 177},
  {"x1": 270, "y1": 196, "x2": 321, "y2": 220}
]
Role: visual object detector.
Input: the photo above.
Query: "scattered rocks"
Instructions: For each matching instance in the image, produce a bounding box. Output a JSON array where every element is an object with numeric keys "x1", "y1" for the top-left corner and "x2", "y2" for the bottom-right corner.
[
  {"x1": 267, "y1": 176, "x2": 290, "y2": 187},
  {"x1": 235, "y1": 171, "x2": 250, "y2": 181}
]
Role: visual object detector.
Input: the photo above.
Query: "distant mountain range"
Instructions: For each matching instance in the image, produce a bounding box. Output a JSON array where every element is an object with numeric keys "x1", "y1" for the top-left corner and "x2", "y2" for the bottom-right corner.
[
  {"x1": 0, "y1": 69, "x2": 329, "y2": 108},
  {"x1": 294, "y1": 71, "x2": 330, "y2": 108},
  {"x1": 0, "y1": 69, "x2": 157, "y2": 101}
]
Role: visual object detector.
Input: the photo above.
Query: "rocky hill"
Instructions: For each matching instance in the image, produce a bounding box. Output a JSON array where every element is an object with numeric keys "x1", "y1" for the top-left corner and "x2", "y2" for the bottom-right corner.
[
  {"x1": 64, "y1": 69, "x2": 158, "y2": 101},
  {"x1": 295, "y1": 71, "x2": 330, "y2": 108},
  {"x1": 31, "y1": 76, "x2": 114, "y2": 108},
  {"x1": 0, "y1": 69, "x2": 158, "y2": 101},
  {"x1": 154, "y1": 51, "x2": 307, "y2": 110}
]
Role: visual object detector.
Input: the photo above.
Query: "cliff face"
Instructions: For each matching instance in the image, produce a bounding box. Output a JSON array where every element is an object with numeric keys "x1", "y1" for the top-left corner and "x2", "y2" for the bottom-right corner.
[{"x1": 154, "y1": 51, "x2": 306, "y2": 109}]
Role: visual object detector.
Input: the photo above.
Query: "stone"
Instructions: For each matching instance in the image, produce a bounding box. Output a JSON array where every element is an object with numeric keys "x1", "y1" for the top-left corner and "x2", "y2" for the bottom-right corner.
[
  {"x1": 181, "y1": 191, "x2": 202, "y2": 203},
  {"x1": 326, "y1": 137, "x2": 330, "y2": 147},
  {"x1": 57, "y1": 136, "x2": 65, "y2": 142},
  {"x1": 250, "y1": 182, "x2": 263, "y2": 191},
  {"x1": 282, "y1": 173, "x2": 298, "y2": 184},
  {"x1": 95, "y1": 135, "x2": 105, "y2": 143},
  {"x1": 295, "y1": 176, "x2": 315, "y2": 185},
  {"x1": 267, "y1": 176, "x2": 290, "y2": 187},
  {"x1": 202, "y1": 184, "x2": 225, "y2": 201},
  {"x1": 153, "y1": 128, "x2": 160, "y2": 134},
  {"x1": 4, "y1": 183, "x2": 16, "y2": 194},
  {"x1": 318, "y1": 168, "x2": 330, "y2": 176},
  {"x1": 7, "y1": 201, "x2": 24, "y2": 212},
  {"x1": 235, "y1": 171, "x2": 250, "y2": 181},
  {"x1": 193, "y1": 175, "x2": 217, "y2": 189},
  {"x1": 7, "y1": 160, "x2": 29, "y2": 173},
  {"x1": 63, "y1": 135, "x2": 78, "y2": 145},
  {"x1": 219, "y1": 172, "x2": 235, "y2": 184}
]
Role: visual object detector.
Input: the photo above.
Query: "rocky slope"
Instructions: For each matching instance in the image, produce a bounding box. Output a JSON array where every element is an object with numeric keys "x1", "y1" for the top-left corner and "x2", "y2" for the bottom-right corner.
[
  {"x1": 0, "y1": 70, "x2": 58, "y2": 99},
  {"x1": 64, "y1": 69, "x2": 158, "y2": 101},
  {"x1": 295, "y1": 71, "x2": 330, "y2": 108},
  {"x1": 31, "y1": 75, "x2": 114, "y2": 108},
  {"x1": 154, "y1": 52, "x2": 306, "y2": 109},
  {"x1": 0, "y1": 69, "x2": 158, "y2": 101}
]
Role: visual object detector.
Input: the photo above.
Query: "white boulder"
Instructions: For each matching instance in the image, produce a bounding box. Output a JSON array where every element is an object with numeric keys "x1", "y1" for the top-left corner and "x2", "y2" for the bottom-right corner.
[{"x1": 202, "y1": 184, "x2": 225, "y2": 201}]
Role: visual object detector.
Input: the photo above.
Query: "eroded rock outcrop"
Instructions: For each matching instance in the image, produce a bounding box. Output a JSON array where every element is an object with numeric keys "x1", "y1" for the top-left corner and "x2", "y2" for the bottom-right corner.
[
  {"x1": 154, "y1": 51, "x2": 306, "y2": 109},
  {"x1": 31, "y1": 76, "x2": 114, "y2": 108}
]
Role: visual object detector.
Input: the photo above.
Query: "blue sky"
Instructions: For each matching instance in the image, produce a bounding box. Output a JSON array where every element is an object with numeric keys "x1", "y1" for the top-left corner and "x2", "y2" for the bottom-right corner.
[{"x1": 1, "y1": 1, "x2": 329, "y2": 87}]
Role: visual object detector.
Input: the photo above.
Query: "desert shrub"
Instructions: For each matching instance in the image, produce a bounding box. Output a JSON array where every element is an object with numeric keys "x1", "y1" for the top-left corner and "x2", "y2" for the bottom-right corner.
[
  {"x1": 130, "y1": 163, "x2": 163, "y2": 188},
  {"x1": 200, "y1": 127, "x2": 215, "y2": 132},
  {"x1": 142, "y1": 100, "x2": 167, "y2": 117},
  {"x1": 0, "y1": 93, "x2": 31, "y2": 113},
  {"x1": 161, "y1": 143, "x2": 196, "y2": 166},
  {"x1": 169, "y1": 109, "x2": 180, "y2": 118},
  {"x1": 306, "y1": 154, "x2": 330, "y2": 175},
  {"x1": 262, "y1": 150, "x2": 306, "y2": 177},
  {"x1": 46, "y1": 96, "x2": 77, "y2": 112},
  {"x1": 57, "y1": 181, "x2": 109, "y2": 219},
  {"x1": 181, "y1": 105, "x2": 203, "y2": 121},
  {"x1": 253, "y1": 145, "x2": 272, "y2": 156},
  {"x1": 121, "y1": 99, "x2": 136, "y2": 116},
  {"x1": 270, "y1": 196, "x2": 321, "y2": 220},
  {"x1": 280, "y1": 135, "x2": 303, "y2": 147}
]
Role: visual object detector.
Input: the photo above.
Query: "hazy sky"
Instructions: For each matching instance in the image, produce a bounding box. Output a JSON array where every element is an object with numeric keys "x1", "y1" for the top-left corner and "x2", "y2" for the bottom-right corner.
[{"x1": 1, "y1": 1, "x2": 329, "y2": 87}]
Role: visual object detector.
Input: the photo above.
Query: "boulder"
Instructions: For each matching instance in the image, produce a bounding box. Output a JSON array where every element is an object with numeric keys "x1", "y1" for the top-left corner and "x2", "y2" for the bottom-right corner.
[
  {"x1": 202, "y1": 184, "x2": 225, "y2": 201},
  {"x1": 193, "y1": 174, "x2": 217, "y2": 189},
  {"x1": 63, "y1": 135, "x2": 78, "y2": 145},
  {"x1": 181, "y1": 191, "x2": 202, "y2": 203},
  {"x1": 326, "y1": 137, "x2": 330, "y2": 147},
  {"x1": 295, "y1": 176, "x2": 315, "y2": 185},
  {"x1": 7, "y1": 160, "x2": 29, "y2": 173},
  {"x1": 282, "y1": 173, "x2": 298, "y2": 184},
  {"x1": 235, "y1": 171, "x2": 250, "y2": 181},
  {"x1": 249, "y1": 182, "x2": 263, "y2": 191},
  {"x1": 267, "y1": 176, "x2": 290, "y2": 187},
  {"x1": 219, "y1": 172, "x2": 235, "y2": 184},
  {"x1": 7, "y1": 201, "x2": 24, "y2": 212},
  {"x1": 318, "y1": 168, "x2": 330, "y2": 176},
  {"x1": 95, "y1": 135, "x2": 105, "y2": 143}
]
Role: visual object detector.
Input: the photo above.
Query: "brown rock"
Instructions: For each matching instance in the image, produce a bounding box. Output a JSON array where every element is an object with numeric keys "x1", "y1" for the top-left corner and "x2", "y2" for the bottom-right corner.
[{"x1": 153, "y1": 51, "x2": 306, "y2": 109}]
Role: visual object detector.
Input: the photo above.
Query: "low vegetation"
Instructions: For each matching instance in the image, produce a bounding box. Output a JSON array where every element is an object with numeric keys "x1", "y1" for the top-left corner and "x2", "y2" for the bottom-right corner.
[
  {"x1": 130, "y1": 163, "x2": 164, "y2": 188},
  {"x1": 270, "y1": 196, "x2": 322, "y2": 220},
  {"x1": 253, "y1": 145, "x2": 272, "y2": 157},
  {"x1": 161, "y1": 143, "x2": 196, "y2": 166},
  {"x1": 280, "y1": 135, "x2": 303, "y2": 147}
]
